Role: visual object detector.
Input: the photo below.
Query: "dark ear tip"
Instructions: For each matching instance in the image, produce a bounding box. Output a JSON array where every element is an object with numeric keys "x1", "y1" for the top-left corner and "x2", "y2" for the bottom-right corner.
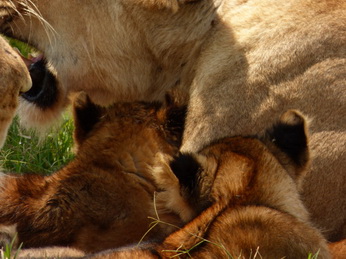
[
  {"x1": 161, "y1": 95, "x2": 187, "y2": 148},
  {"x1": 72, "y1": 92, "x2": 103, "y2": 146},
  {"x1": 270, "y1": 109, "x2": 308, "y2": 147},
  {"x1": 170, "y1": 152, "x2": 199, "y2": 176},
  {"x1": 268, "y1": 109, "x2": 309, "y2": 168},
  {"x1": 169, "y1": 152, "x2": 201, "y2": 189}
]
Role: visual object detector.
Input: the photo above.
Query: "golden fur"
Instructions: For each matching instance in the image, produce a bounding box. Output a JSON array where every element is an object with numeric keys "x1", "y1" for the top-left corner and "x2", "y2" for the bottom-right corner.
[
  {"x1": 0, "y1": 0, "x2": 345, "y2": 240},
  {"x1": 0, "y1": 94, "x2": 186, "y2": 253},
  {"x1": 328, "y1": 239, "x2": 346, "y2": 259},
  {"x1": 10, "y1": 110, "x2": 331, "y2": 259},
  {"x1": 86, "y1": 110, "x2": 330, "y2": 258},
  {"x1": 0, "y1": 36, "x2": 31, "y2": 148}
]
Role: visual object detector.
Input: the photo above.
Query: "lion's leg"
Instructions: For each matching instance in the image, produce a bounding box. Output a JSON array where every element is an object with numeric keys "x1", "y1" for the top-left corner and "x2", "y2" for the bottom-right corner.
[{"x1": 0, "y1": 36, "x2": 32, "y2": 148}]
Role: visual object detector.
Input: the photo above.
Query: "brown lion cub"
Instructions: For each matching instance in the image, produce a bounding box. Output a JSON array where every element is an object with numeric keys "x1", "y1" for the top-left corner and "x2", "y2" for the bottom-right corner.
[
  {"x1": 0, "y1": 93, "x2": 186, "y2": 253},
  {"x1": 90, "y1": 110, "x2": 330, "y2": 259}
]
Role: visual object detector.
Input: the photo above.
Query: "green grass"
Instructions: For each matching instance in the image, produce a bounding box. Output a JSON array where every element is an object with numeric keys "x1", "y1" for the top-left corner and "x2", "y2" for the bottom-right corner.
[
  {"x1": 0, "y1": 115, "x2": 74, "y2": 175},
  {"x1": 0, "y1": 37, "x2": 72, "y2": 175},
  {"x1": 1, "y1": 234, "x2": 23, "y2": 259},
  {"x1": 5, "y1": 37, "x2": 35, "y2": 58}
]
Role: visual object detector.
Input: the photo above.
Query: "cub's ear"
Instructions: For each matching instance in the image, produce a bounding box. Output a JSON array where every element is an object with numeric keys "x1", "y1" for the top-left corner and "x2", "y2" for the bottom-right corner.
[
  {"x1": 169, "y1": 153, "x2": 211, "y2": 214},
  {"x1": 157, "y1": 94, "x2": 187, "y2": 148},
  {"x1": 265, "y1": 110, "x2": 310, "y2": 180},
  {"x1": 170, "y1": 153, "x2": 201, "y2": 194},
  {"x1": 72, "y1": 92, "x2": 103, "y2": 147}
]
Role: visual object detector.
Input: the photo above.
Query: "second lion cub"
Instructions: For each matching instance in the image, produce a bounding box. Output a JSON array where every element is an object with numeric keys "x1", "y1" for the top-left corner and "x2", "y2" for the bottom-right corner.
[{"x1": 0, "y1": 93, "x2": 186, "y2": 253}]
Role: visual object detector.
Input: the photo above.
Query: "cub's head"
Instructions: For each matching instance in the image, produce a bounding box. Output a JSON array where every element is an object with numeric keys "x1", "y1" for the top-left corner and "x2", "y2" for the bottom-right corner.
[
  {"x1": 72, "y1": 92, "x2": 186, "y2": 168},
  {"x1": 159, "y1": 110, "x2": 310, "y2": 223}
]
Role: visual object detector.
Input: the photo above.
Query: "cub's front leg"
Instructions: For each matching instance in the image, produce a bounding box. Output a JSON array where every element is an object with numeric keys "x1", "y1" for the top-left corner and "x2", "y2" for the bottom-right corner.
[{"x1": 0, "y1": 172, "x2": 53, "y2": 249}]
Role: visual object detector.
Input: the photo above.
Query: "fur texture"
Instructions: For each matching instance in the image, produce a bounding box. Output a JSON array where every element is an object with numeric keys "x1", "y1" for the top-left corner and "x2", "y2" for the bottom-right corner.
[
  {"x1": 11, "y1": 110, "x2": 331, "y2": 258},
  {"x1": 0, "y1": 0, "x2": 344, "y2": 240},
  {"x1": 86, "y1": 110, "x2": 330, "y2": 258},
  {"x1": 328, "y1": 239, "x2": 346, "y2": 259},
  {"x1": 0, "y1": 36, "x2": 31, "y2": 148},
  {"x1": 0, "y1": 93, "x2": 186, "y2": 253},
  {"x1": 16, "y1": 246, "x2": 85, "y2": 258}
]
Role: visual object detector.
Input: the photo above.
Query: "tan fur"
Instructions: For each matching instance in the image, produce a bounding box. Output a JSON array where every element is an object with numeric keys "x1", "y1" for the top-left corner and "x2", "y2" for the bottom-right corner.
[
  {"x1": 86, "y1": 111, "x2": 330, "y2": 258},
  {"x1": 10, "y1": 110, "x2": 330, "y2": 258},
  {"x1": 16, "y1": 246, "x2": 85, "y2": 258},
  {"x1": 18, "y1": 238, "x2": 345, "y2": 259},
  {"x1": 0, "y1": 95, "x2": 185, "y2": 253},
  {"x1": 151, "y1": 154, "x2": 199, "y2": 223},
  {"x1": 328, "y1": 239, "x2": 346, "y2": 259},
  {"x1": 0, "y1": 36, "x2": 31, "y2": 148},
  {"x1": 0, "y1": 0, "x2": 344, "y2": 240}
]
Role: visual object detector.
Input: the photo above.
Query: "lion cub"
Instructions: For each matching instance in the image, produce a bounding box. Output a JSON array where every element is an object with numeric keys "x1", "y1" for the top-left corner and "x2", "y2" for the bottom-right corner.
[
  {"x1": 91, "y1": 110, "x2": 330, "y2": 259},
  {"x1": 0, "y1": 93, "x2": 186, "y2": 253}
]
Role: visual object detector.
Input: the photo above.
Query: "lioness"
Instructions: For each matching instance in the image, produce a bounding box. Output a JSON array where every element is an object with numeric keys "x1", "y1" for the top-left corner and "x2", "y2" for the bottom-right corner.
[
  {"x1": 0, "y1": 93, "x2": 186, "y2": 253},
  {"x1": 0, "y1": 35, "x2": 31, "y2": 148},
  {"x1": 0, "y1": 0, "x2": 345, "y2": 240}
]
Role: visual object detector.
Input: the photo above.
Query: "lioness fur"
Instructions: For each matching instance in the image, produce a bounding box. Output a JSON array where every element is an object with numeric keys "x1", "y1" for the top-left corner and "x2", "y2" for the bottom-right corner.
[
  {"x1": 0, "y1": 0, "x2": 345, "y2": 240},
  {"x1": 83, "y1": 110, "x2": 329, "y2": 258},
  {"x1": 0, "y1": 93, "x2": 186, "y2": 253},
  {"x1": 0, "y1": 35, "x2": 31, "y2": 148}
]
